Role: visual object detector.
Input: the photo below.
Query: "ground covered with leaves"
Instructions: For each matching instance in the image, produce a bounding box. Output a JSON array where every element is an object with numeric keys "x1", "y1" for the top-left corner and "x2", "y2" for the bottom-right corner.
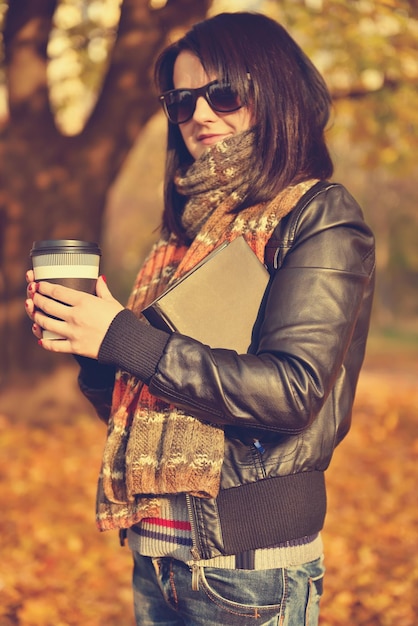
[{"x1": 0, "y1": 348, "x2": 417, "y2": 626}]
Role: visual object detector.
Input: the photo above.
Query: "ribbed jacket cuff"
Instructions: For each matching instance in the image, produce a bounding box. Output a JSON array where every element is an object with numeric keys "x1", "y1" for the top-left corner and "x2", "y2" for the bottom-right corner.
[{"x1": 98, "y1": 308, "x2": 170, "y2": 384}]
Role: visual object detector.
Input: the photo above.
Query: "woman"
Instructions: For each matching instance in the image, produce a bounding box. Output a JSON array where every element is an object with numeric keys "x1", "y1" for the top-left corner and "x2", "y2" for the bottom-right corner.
[{"x1": 25, "y1": 12, "x2": 375, "y2": 626}]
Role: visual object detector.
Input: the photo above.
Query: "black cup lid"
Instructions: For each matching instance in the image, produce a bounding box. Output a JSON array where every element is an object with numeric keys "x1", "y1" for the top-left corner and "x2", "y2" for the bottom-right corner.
[{"x1": 30, "y1": 239, "x2": 101, "y2": 256}]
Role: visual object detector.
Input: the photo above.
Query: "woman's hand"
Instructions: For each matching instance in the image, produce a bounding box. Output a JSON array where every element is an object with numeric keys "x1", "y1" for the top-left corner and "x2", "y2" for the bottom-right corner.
[{"x1": 25, "y1": 272, "x2": 124, "y2": 359}]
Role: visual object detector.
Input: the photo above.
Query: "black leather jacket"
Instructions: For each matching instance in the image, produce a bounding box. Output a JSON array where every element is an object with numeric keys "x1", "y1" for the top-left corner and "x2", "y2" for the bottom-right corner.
[{"x1": 80, "y1": 181, "x2": 375, "y2": 560}]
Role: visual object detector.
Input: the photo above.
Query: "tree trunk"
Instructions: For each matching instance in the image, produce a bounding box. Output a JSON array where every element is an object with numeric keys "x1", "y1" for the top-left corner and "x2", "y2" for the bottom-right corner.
[{"x1": 0, "y1": 0, "x2": 211, "y2": 384}]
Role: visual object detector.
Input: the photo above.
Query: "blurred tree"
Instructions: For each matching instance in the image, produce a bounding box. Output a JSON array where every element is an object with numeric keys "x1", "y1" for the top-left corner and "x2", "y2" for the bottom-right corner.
[
  {"x1": 0, "y1": 0, "x2": 211, "y2": 382},
  {"x1": 260, "y1": 0, "x2": 418, "y2": 170}
]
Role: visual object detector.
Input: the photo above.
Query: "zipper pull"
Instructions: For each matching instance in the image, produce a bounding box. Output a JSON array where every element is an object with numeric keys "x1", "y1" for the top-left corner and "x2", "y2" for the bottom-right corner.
[
  {"x1": 253, "y1": 439, "x2": 265, "y2": 455},
  {"x1": 119, "y1": 528, "x2": 127, "y2": 547},
  {"x1": 190, "y1": 563, "x2": 200, "y2": 591}
]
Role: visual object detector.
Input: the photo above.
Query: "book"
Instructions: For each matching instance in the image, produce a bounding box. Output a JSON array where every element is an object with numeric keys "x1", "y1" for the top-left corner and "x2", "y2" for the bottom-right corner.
[{"x1": 142, "y1": 236, "x2": 270, "y2": 353}]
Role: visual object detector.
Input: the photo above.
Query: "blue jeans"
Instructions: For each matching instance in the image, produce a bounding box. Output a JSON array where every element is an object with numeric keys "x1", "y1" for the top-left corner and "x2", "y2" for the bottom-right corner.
[{"x1": 131, "y1": 551, "x2": 324, "y2": 626}]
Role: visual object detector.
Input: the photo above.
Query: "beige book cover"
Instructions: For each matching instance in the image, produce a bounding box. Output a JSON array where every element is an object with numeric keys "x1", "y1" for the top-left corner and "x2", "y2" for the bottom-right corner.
[{"x1": 142, "y1": 236, "x2": 270, "y2": 353}]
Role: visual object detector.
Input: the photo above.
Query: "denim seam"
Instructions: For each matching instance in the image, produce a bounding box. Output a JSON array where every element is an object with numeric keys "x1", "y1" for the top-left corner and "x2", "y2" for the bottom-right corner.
[{"x1": 198, "y1": 566, "x2": 283, "y2": 619}]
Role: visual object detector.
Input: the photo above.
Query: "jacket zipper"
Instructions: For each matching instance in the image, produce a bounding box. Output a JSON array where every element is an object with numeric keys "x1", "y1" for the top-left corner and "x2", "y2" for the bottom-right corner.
[
  {"x1": 253, "y1": 439, "x2": 267, "y2": 478},
  {"x1": 186, "y1": 494, "x2": 201, "y2": 591}
]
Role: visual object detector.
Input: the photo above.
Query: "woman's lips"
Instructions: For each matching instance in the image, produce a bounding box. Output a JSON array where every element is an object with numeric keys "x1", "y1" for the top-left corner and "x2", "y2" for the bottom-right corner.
[{"x1": 197, "y1": 133, "x2": 228, "y2": 145}]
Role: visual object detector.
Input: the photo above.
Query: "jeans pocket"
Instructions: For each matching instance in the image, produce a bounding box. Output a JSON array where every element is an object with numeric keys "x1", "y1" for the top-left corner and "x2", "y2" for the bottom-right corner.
[
  {"x1": 305, "y1": 570, "x2": 324, "y2": 626},
  {"x1": 198, "y1": 566, "x2": 285, "y2": 622},
  {"x1": 284, "y1": 556, "x2": 325, "y2": 626}
]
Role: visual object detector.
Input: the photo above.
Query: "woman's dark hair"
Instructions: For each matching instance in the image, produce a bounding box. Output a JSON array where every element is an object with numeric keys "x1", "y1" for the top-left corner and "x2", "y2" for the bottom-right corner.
[{"x1": 155, "y1": 12, "x2": 334, "y2": 238}]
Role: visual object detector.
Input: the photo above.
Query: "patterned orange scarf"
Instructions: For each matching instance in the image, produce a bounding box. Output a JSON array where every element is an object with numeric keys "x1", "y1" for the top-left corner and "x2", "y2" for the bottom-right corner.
[{"x1": 96, "y1": 131, "x2": 317, "y2": 531}]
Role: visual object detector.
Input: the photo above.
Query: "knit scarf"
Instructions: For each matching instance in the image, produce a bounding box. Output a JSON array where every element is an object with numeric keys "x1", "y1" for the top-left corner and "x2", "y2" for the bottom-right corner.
[{"x1": 96, "y1": 130, "x2": 318, "y2": 531}]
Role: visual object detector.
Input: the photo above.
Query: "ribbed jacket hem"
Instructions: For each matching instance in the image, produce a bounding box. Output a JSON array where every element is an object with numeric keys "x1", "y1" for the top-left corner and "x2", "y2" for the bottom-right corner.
[{"x1": 193, "y1": 470, "x2": 327, "y2": 558}]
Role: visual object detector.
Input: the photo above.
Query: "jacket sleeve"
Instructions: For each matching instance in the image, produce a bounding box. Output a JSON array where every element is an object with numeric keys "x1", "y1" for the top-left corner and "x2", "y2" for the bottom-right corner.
[{"x1": 145, "y1": 184, "x2": 375, "y2": 434}]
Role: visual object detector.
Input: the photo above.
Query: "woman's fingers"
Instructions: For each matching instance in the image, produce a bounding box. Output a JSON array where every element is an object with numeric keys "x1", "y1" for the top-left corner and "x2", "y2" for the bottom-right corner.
[
  {"x1": 38, "y1": 337, "x2": 73, "y2": 353},
  {"x1": 32, "y1": 291, "x2": 70, "y2": 322},
  {"x1": 26, "y1": 278, "x2": 38, "y2": 299},
  {"x1": 27, "y1": 276, "x2": 124, "y2": 359},
  {"x1": 31, "y1": 323, "x2": 43, "y2": 340},
  {"x1": 96, "y1": 275, "x2": 112, "y2": 300},
  {"x1": 25, "y1": 296, "x2": 34, "y2": 318},
  {"x1": 34, "y1": 280, "x2": 85, "y2": 307}
]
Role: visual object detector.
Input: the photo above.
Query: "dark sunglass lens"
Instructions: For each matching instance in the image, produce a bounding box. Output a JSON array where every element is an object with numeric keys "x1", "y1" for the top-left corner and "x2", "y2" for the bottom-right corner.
[
  {"x1": 208, "y1": 84, "x2": 241, "y2": 112},
  {"x1": 166, "y1": 90, "x2": 193, "y2": 124}
]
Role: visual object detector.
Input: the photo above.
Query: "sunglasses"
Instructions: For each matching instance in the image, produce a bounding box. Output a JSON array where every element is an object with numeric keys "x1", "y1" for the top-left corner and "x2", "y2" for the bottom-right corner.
[{"x1": 159, "y1": 80, "x2": 243, "y2": 124}]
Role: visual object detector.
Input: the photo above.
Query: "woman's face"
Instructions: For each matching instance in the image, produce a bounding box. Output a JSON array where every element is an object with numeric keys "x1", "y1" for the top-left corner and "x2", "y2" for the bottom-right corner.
[{"x1": 172, "y1": 50, "x2": 253, "y2": 160}]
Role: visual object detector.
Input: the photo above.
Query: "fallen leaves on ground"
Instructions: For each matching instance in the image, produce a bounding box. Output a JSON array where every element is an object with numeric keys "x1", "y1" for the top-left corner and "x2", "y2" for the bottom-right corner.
[
  {"x1": 321, "y1": 356, "x2": 418, "y2": 626},
  {"x1": 0, "y1": 355, "x2": 417, "y2": 625},
  {"x1": 0, "y1": 371, "x2": 135, "y2": 626}
]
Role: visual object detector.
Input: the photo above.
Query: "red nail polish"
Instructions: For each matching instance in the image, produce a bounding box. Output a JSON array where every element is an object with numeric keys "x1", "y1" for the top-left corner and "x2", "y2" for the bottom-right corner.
[
  {"x1": 38, "y1": 339, "x2": 43, "y2": 346},
  {"x1": 102, "y1": 275, "x2": 107, "y2": 283}
]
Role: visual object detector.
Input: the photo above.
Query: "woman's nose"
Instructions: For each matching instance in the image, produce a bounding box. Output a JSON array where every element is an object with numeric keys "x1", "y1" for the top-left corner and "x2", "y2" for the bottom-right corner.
[{"x1": 192, "y1": 95, "x2": 218, "y2": 123}]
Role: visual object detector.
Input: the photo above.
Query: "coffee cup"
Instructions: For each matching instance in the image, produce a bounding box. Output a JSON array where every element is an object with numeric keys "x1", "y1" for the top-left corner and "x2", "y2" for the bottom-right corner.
[{"x1": 30, "y1": 239, "x2": 101, "y2": 339}]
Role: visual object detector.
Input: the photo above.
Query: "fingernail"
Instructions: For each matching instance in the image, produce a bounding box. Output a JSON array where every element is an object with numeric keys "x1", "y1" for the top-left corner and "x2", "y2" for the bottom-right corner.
[
  {"x1": 101, "y1": 275, "x2": 107, "y2": 283},
  {"x1": 32, "y1": 323, "x2": 38, "y2": 333},
  {"x1": 38, "y1": 339, "x2": 43, "y2": 346}
]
